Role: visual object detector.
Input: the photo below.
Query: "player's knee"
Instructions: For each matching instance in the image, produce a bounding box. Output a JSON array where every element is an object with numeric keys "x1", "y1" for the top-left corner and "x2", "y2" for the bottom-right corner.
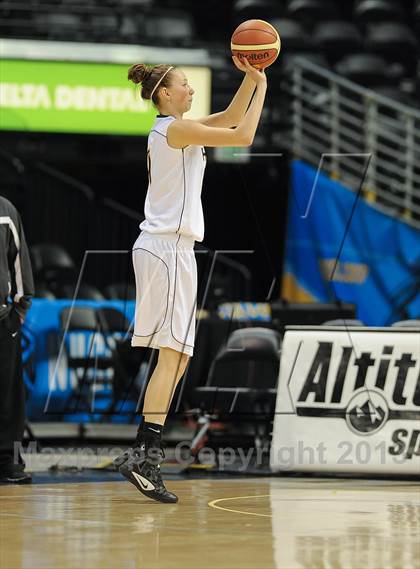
[
  {"x1": 174, "y1": 352, "x2": 189, "y2": 377},
  {"x1": 159, "y1": 348, "x2": 189, "y2": 375},
  {"x1": 179, "y1": 353, "x2": 189, "y2": 374}
]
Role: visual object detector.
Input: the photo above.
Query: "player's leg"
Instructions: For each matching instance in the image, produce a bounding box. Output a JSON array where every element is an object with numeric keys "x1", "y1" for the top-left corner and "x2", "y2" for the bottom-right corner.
[
  {"x1": 135, "y1": 347, "x2": 189, "y2": 449},
  {"x1": 114, "y1": 347, "x2": 189, "y2": 503},
  {"x1": 142, "y1": 347, "x2": 189, "y2": 425}
]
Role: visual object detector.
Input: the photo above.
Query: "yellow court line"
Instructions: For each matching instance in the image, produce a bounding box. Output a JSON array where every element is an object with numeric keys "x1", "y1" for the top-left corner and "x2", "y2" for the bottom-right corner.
[{"x1": 208, "y1": 494, "x2": 271, "y2": 518}]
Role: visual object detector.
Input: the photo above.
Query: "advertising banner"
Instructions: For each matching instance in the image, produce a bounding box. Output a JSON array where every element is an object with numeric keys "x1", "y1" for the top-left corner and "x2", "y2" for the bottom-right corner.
[
  {"x1": 270, "y1": 326, "x2": 420, "y2": 475},
  {"x1": 0, "y1": 59, "x2": 211, "y2": 135},
  {"x1": 23, "y1": 299, "x2": 135, "y2": 421},
  {"x1": 282, "y1": 160, "x2": 420, "y2": 325}
]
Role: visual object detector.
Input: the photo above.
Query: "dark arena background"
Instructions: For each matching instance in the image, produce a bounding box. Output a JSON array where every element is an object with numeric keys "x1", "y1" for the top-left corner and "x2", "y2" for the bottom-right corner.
[{"x1": 0, "y1": 1, "x2": 419, "y2": 568}]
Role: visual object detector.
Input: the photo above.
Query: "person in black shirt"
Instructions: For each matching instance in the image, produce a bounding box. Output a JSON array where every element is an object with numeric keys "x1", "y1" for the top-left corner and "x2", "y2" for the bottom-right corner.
[{"x1": 0, "y1": 196, "x2": 34, "y2": 483}]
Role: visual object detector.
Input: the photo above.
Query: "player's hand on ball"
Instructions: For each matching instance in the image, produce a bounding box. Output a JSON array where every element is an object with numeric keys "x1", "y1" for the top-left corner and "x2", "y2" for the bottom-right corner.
[
  {"x1": 232, "y1": 56, "x2": 267, "y2": 86},
  {"x1": 232, "y1": 55, "x2": 249, "y2": 73}
]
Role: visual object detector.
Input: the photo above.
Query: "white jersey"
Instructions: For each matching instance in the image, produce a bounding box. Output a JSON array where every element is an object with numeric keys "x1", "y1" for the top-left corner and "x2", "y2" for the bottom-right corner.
[{"x1": 139, "y1": 115, "x2": 207, "y2": 242}]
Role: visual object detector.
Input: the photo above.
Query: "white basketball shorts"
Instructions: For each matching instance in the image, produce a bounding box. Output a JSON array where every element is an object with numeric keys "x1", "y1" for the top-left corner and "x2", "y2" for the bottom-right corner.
[{"x1": 131, "y1": 231, "x2": 197, "y2": 356}]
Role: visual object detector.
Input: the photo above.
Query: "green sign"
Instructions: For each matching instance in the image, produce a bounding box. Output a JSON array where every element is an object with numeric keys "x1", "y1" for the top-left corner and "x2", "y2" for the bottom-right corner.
[{"x1": 0, "y1": 59, "x2": 210, "y2": 135}]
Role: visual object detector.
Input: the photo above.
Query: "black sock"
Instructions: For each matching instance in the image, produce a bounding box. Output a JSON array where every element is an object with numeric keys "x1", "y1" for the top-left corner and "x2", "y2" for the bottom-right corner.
[{"x1": 135, "y1": 421, "x2": 163, "y2": 448}]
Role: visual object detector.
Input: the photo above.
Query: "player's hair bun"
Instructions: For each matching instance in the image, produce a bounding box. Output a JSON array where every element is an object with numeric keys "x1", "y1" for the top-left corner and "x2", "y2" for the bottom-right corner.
[
  {"x1": 128, "y1": 63, "x2": 175, "y2": 103},
  {"x1": 127, "y1": 63, "x2": 153, "y2": 85}
]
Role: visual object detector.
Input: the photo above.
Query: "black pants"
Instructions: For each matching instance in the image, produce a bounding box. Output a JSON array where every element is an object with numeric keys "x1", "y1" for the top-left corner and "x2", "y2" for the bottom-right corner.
[{"x1": 0, "y1": 308, "x2": 26, "y2": 469}]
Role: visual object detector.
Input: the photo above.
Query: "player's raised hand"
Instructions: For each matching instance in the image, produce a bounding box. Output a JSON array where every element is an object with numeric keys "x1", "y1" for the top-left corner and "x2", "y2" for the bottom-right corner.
[{"x1": 232, "y1": 56, "x2": 267, "y2": 86}]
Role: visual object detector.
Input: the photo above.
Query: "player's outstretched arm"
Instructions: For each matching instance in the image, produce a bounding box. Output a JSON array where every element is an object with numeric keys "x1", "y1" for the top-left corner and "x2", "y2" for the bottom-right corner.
[
  {"x1": 197, "y1": 59, "x2": 256, "y2": 128},
  {"x1": 168, "y1": 60, "x2": 267, "y2": 149}
]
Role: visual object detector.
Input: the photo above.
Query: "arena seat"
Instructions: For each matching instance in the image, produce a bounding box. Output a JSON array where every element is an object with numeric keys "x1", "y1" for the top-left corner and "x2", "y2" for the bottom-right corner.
[
  {"x1": 119, "y1": 15, "x2": 140, "y2": 42},
  {"x1": 33, "y1": 13, "x2": 86, "y2": 41},
  {"x1": 417, "y1": 66, "x2": 420, "y2": 103},
  {"x1": 191, "y1": 327, "x2": 281, "y2": 455},
  {"x1": 60, "y1": 284, "x2": 106, "y2": 301},
  {"x1": 322, "y1": 319, "x2": 365, "y2": 326},
  {"x1": 391, "y1": 319, "x2": 420, "y2": 327},
  {"x1": 415, "y1": 0, "x2": 420, "y2": 33},
  {"x1": 153, "y1": 0, "x2": 197, "y2": 9},
  {"x1": 59, "y1": 306, "x2": 117, "y2": 413},
  {"x1": 232, "y1": 0, "x2": 286, "y2": 24},
  {"x1": 334, "y1": 54, "x2": 390, "y2": 87},
  {"x1": 118, "y1": 0, "x2": 153, "y2": 5},
  {"x1": 313, "y1": 21, "x2": 362, "y2": 62},
  {"x1": 91, "y1": 12, "x2": 119, "y2": 42},
  {"x1": 34, "y1": 287, "x2": 56, "y2": 300},
  {"x1": 286, "y1": 0, "x2": 340, "y2": 27},
  {"x1": 281, "y1": 52, "x2": 330, "y2": 78},
  {"x1": 375, "y1": 86, "x2": 418, "y2": 108},
  {"x1": 144, "y1": 9, "x2": 196, "y2": 46},
  {"x1": 365, "y1": 22, "x2": 419, "y2": 75},
  {"x1": 96, "y1": 307, "x2": 135, "y2": 412},
  {"x1": 353, "y1": 0, "x2": 404, "y2": 23},
  {"x1": 270, "y1": 18, "x2": 314, "y2": 52},
  {"x1": 30, "y1": 244, "x2": 76, "y2": 284},
  {"x1": 104, "y1": 283, "x2": 136, "y2": 301},
  {"x1": 97, "y1": 307, "x2": 131, "y2": 335}
]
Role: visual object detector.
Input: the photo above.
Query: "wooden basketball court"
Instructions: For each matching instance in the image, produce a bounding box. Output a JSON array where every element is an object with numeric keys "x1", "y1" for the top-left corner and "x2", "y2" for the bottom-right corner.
[{"x1": 1, "y1": 476, "x2": 419, "y2": 568}]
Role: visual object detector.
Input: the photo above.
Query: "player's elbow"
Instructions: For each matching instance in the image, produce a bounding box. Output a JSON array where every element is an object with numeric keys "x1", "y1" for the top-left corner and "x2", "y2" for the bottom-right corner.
[
  {"x1": 235, "y1": 132, "x2": 253, "y2": 146},
  {"x1": 224, "y1": 109, "x2": 239, "y2": 128},
  {"x1": 241, "y1": 135, "x2": 254, "y2": 147}
]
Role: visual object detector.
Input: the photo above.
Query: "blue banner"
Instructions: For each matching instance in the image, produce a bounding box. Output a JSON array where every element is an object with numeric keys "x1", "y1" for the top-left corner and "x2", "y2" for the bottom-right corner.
[
  {"x1": 22, "y1": 299, "x2": 137, "y2": 422},
  {"x1": 283, "y1": 160, "x2": 420, "y2": 325}
]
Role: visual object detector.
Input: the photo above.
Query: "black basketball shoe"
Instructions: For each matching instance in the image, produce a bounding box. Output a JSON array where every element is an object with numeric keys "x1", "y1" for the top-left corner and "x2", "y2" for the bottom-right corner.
[
  {"x1": 0, "y1": 465, "x2": 32, "y2": 484},
  {"x1": 113, "y1": 446, "x2": 178, "y2": 504}
]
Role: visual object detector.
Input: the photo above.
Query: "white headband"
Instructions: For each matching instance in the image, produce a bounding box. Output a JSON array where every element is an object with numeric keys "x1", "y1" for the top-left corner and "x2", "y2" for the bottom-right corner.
[{"x1": 150, "y1": 66, "x2": 174, "y2": 100}]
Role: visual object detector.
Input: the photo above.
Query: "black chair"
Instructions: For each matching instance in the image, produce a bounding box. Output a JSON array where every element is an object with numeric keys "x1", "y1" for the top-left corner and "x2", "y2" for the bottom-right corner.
[
  {"x1": 391, "y1": 319, "x2": 420, "y2": 327},
  {"x1": 191, "y1": 327, "x2": 281, "y2": 459},
  {"x1": 60, "y1": 283, "x2": 105, "y2": 301},
  {"x1": 119, "y1": 14, "x2": 141, "y2": 43},
  {"x1": 117, "y1": 0, "x2": 153, "y2": 5},
  {"x1": 313, "y1": 21, "x2": 362, "y2": 63},
  {"x1": 96, "y1": 307, "x2": 137, "y2": 411},
  {"x1": 232, "y1": 0, "x2": 286, "y2": 24},
  {"x1": 97, "y1": 307, "x2": 131, "y2": 336},
  {"x1": 59, "y1": 307, "x2": 116, "y2": 414},
  {"x1": 31, "y1": 244, "x2": 75, "y2": 279},
  {"x1": 104, "y1": 282, "x2": 136, "y2": 300},
  {"x1": 91, "y1": 12, "x2": 119, "y2": 42},
  {"x1": 61, "y1": 306, "x2": 98, "y2": 332},
  {"x1": 365, "y1": 23, "x2": 419, "y2": 75},
  {"x1": 33, "y1": 13, "x2": 86, "y2": 41},
  {"x1": 415, "y1": 0, "x2": 420, "y2": 34},
  {"x1": 353, "y1": 0, "x2": 404, "y2": 23},
  {"x1": 34, "y1": 286, "x2": 56, "y2": 300},
  {"x1": 270, "y1": 18, "x2": 314, "y2": 52},
  {"x1": 322, "y1": 319, "x2": 365, "y2": 326},
  {"x1": 374, "y1": 86, "x2": 418, "y2": 108},
  {"x1": 286, "y1": 0, "x2": 340, "y2": 27},
  {"x1": 144, "y1": 9, "x2": 196, "y2": 46},
  {"x1": 282, "y1": 52, "x2": 330, "y2": 77},
  {"x1": 417, "y1": 67, "x2": 420, "y2": 106},
  {"x1": 334, "y1": 54, "x2": 390, "y2": 88},
  {"x1": 117, "y1": 0, "x2": 150, "y2": 41},
  {"x1": 30, "y1": 244, "x2": 76, "y2": 293},
  {"x1": 271, "y1": 301, "x2": 357, "y2": 333},
  {"x1": 60, "y1": 307, "x2": 113, "y2": 412}
]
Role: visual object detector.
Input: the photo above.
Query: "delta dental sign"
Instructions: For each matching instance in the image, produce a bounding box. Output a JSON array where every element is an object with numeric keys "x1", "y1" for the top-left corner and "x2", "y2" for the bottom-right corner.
[
  {"x1": 1, "y1": 83, "x2": 146, "y2": 112},
  {"x1": 0, "y1": 59, "x2": 210, "y2": 135}
]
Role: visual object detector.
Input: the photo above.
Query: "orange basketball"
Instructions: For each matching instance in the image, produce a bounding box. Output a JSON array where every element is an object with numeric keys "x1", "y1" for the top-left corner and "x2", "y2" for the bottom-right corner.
[{"x1": 231, "y1": 19, "x2": 281, "y2": 69}]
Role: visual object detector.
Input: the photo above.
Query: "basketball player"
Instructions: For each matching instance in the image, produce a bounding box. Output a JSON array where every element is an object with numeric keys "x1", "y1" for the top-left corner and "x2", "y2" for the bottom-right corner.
[{"x1": 114, "y1": 57, "x2": 267, "y2": 503}]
